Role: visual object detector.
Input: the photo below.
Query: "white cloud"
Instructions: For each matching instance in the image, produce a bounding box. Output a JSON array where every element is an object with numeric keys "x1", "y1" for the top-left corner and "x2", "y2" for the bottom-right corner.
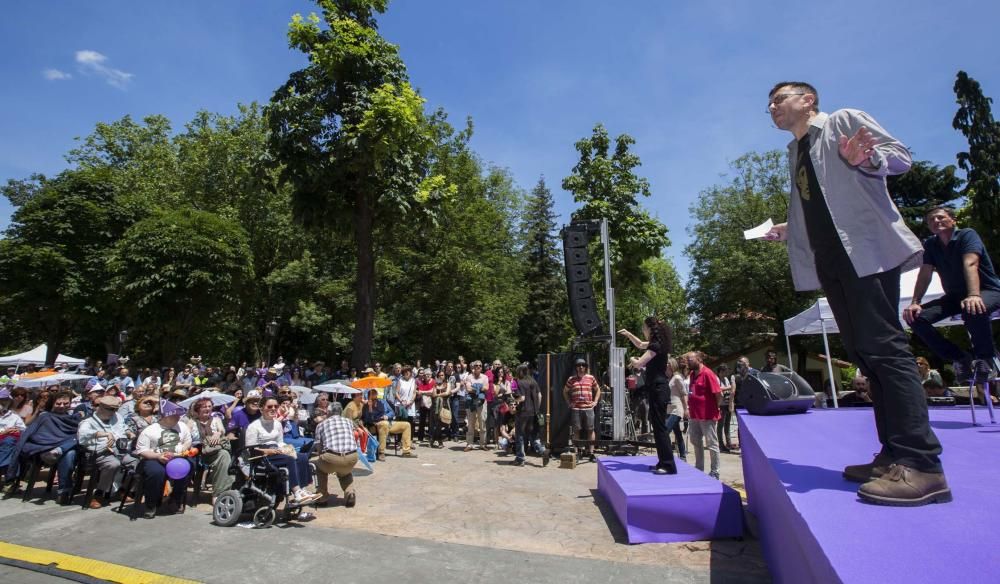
[
  {"x1": 75, "y1": 49, "x2": 133, "y2": 89},
  {"x1": 42, "y1": 68, "x2": 72, "y2": 81}
]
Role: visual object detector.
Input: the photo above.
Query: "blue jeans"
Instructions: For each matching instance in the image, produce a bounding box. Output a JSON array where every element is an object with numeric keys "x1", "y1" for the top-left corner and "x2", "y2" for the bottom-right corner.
[
  {"x1": 665, "y1": 414, "x2": 686, "y2": 458},
  {"x1": 449, "y1": 396, "x2": 462, "y2": 438},
  {"x1": 55, "y1": 438, "x2": 78, "y2": 495},
  {"x1": 910, "y1": 290, "x2": 1000, "y2": 362},
  {"x1": 0, "y1": 435, "x2": 18, "y2": 472},
  {"x1": 514, "y1": 415, "x2": 544, "y2": 462},
  {"x1": 264, "y1": 453, "x2": 312, "y2": 489}
]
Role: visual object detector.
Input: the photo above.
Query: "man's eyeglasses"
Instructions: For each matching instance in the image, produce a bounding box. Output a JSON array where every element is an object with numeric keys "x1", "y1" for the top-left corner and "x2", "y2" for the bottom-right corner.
[{"x1": 766, "y1": 92, "x2": 805, "y2": 114}]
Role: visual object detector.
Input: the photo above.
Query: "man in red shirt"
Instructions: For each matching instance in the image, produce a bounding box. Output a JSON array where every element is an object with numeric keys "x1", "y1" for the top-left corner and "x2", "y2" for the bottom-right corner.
[
  {"x1": 563, "y1": 358, "x2": 601, "y2": 461},
  {"x1": 686, "y1": 352, "x2": 722, "y2": 479}
]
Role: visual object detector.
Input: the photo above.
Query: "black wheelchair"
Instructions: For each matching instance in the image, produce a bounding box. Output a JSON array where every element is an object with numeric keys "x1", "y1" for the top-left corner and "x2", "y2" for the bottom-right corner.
[{"x1": 212, "y1": 444, "x2": 315, "y2": 528}]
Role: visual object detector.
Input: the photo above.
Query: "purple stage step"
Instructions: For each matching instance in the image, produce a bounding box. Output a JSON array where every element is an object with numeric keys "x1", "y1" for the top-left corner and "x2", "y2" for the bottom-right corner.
[
  {"x1": 739, "y1": 407, "x2": 1000, "y2": 584},
  {"x1": 596, "y1": 455, "x2": 743, "y2": 544}
]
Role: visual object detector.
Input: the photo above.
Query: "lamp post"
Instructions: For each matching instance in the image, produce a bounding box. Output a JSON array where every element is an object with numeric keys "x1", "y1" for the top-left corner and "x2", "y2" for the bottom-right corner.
[{"x1": 266, "y1": 319, "x2": 279, "y2": 366}]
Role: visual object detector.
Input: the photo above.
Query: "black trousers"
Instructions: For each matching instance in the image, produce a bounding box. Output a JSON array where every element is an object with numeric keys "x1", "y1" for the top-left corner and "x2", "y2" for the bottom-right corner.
[
  {"x1": 910, "y1": 289, "x2": 1000, "y2": 361},
  {"x1": 647, "y1": 379, "x2": 677, "y2": 472},
  {"x1": 817, "y1": 252, "x2": 943, "y2": 472},
  {"x1": 716, "y1": 409, "x2": 733, "y2": 448}
]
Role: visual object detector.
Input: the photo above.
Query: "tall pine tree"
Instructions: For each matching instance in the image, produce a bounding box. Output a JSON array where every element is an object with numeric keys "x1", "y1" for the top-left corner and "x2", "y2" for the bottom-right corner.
[
  {"x1": 517, "y1": 177, "x2": 571, "y2": 360},
  {"x1": 953, "y1": 70, "x2": 1000, "y2": 256}
]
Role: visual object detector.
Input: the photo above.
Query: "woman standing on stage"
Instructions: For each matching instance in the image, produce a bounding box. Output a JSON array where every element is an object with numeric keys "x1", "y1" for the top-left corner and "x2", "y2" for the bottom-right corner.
[{"x1": 619, "y1": 316, "x2": 677, "y2": 475}]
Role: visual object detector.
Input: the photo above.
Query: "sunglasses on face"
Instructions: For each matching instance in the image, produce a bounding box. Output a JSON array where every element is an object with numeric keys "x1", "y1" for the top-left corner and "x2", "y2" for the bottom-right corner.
[{"x1": 263, "y1": 405, "x2": 278, "y2": 410}]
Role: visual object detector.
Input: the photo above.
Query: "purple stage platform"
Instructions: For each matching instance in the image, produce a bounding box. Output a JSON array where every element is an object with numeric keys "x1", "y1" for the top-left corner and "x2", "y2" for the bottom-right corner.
[
  {"x1": 740, "y1": 407, "x2": 1000, "y2": 584},
  {"x1": 596, "y1": 455, "x2": 743, "y2": 543}
]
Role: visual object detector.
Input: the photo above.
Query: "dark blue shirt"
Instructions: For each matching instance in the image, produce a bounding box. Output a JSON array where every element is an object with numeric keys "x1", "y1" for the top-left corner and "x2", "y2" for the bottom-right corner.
[{"x1": 922, "y1": 228, "x2": 1000, "y2": 298}]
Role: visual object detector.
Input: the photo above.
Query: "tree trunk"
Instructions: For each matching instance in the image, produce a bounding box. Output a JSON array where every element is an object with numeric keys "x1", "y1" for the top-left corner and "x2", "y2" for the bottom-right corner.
[
  {"x1": 352, "y1": 191, "x2": 376, "y2": 369},
  {"x1": 45, "y1": 324, "x2": 65, "y2": 367}
]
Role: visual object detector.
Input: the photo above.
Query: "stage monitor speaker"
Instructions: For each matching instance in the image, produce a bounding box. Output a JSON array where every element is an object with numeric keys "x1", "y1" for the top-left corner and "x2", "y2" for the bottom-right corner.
[
  {"x1": 742, "y1": 371, "x2": 815, "y2": 415},
  {"x1": 537, "y1": 352, "x2": 590, "y2": 452},
  {"x1": 562, "y1": 225, "x2": 603, "y2": 337}
]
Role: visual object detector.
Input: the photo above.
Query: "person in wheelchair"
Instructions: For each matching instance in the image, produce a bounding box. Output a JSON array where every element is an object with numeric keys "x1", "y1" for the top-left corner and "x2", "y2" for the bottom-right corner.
[{"x1": 244, "y1": 396, "x2": 320, "y2": 505}]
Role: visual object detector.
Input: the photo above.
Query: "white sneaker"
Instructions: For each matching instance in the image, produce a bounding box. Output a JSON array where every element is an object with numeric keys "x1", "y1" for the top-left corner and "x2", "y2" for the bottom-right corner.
[{"x1": 294, "y1": 490, "x2": 319, "y2": 504}]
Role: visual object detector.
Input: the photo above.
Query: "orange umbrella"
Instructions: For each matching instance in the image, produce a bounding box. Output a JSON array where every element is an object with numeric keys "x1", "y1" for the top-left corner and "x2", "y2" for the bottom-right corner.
[{"x1": 351, "y1": 376, "x2": 392, "y2": 390}]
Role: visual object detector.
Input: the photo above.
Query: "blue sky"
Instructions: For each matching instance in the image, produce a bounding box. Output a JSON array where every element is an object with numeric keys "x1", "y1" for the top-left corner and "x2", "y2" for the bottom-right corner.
[{"x1": 2, "y1": 0, "x2": 998, "y2": 281}]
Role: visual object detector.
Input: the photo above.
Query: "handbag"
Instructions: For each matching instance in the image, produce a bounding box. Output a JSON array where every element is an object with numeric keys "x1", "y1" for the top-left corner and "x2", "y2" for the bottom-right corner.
[{"x1": 440, "y1": 406, "x2": 453, "y2": 425}]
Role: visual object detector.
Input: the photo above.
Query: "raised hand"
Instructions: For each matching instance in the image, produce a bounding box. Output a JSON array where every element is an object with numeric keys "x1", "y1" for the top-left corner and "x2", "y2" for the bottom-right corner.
[{"x1": 838, "y1": 126, "x2": 878, "y2": 167}]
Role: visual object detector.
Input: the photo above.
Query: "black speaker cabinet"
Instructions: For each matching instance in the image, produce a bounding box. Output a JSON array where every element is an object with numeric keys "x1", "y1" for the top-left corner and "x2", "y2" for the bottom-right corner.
[{"x1": 742, "y1": 371, "x2": 815, "y2": 415}]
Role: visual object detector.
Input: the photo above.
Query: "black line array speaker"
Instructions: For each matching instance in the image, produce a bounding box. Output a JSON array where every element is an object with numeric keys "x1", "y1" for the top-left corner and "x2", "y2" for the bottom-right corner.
[
  {"x1": 562, "y1": 224, "x2": 604, "y2": 337},
  {"x1": 537, "y1": 352, "x2": 588, "y2": 453}
]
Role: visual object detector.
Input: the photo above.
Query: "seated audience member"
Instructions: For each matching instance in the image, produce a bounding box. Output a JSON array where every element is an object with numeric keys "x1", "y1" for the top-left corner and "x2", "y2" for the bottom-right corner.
[
  {"x1": 916, "y1": 357, "x2": 950, "y2": 397},
  {"x1": 312, "y1": 402, "x2": 359, "y2": 507},
  {"x1": 343, "y1": 392, "x2": 365, "y2": 427},
  {"x1": 5, "y1": 391, "x2": 80, "y2": 503},
  {"x1": 74, "y1": 383, "x2": 106, "y2": 419},
  {"x1": 360, "y1": 390, "x2": 415, "y2": 460},
  {"x1": 227, "y1": 389, "x2": 262, "y2": 437},
  {"x1": 134, "y1": 400, "x2": 194, "y2": 518},
  {"x1": 76, "y1": 395, "x2": 131, "y2": 508},
  {"x1": 276, "y1": 394, "x2": 311, "y2": 452},
  {"x1": 9, "y1": 388, "x2": 34, "y2": 420},
  {"x1": 840, "y1": 376, "x2": 874, "y2": 406},
  {"x1": 308, "y1": 392, "x2": 333, "y2": 435},
  {"x1": 0, "y1": 389, "x2": 27, "y2": 475},
  {"x1": 125, "y1": 395, "x2": 160, "y2": 443},
  {"x1": 185, "y1": 397, "x2": 234, "y2": 502},
  {"x1": 23, "y1": 389, "x2": 51, "y2": 426},
  {"x1": 244, "y1": 396, "x2": 320, "y2": 505}
]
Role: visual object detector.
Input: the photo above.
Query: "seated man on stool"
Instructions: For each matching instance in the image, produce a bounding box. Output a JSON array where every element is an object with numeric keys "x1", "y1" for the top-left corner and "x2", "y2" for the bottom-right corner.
[
  {"x1": 313, "y1": 403, "x2": 359, "y2": 507},
  {"x1": 360, "y1": 390, "x2": 416, "y2": 460},
  {"x1": 904, "y1": 207, "x2": 1000, "y2": 382}
]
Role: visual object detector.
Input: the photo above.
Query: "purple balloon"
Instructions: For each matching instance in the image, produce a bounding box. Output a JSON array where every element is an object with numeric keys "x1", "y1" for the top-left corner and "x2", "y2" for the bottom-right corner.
[{"x1": 165, "y1": 457, "x2": 191, "y2": 480}]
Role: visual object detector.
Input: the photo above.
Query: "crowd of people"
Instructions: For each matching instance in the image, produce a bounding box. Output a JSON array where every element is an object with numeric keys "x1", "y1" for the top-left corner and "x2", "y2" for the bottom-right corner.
[{"x1": 0, "y1": 354, "x2": 571, "y2": 520}]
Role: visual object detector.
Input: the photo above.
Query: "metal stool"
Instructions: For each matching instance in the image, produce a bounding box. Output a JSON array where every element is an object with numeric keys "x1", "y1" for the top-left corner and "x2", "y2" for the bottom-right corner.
[{"x1": 968, "y1": 356, "x2": 1000, "y2": 426}]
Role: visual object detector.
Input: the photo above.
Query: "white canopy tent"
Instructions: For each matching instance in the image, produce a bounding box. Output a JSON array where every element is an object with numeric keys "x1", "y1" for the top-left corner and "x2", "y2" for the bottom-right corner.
[
  {"x1": 0, "y1": 344, "x2": 86, "y2": 369},
  {"x1": 783, "y1": 268, "x2": 946, "y2": 408}
]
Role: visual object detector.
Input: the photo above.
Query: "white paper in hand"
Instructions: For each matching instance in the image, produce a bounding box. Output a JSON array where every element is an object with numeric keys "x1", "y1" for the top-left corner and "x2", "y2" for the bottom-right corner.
[{"x1": 743, "y1": 219, "x2": 774, "y2": 240}]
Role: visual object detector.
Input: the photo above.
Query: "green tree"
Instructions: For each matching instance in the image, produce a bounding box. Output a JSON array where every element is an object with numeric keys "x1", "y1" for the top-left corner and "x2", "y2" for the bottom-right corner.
[
  {"x1": 616, "y1": 256, "x2": 690, "y2": 351},
  {"x1": 562, "y1": 124, "x2": 669, "y2": 293},
  {"x1": 0, "y1": 169, "x2": 118, "y2": 363},
  {"x1": 516, "y1": 177, "x2": 572, "y2": 360},
  {"x1": 685, "y1": 151, "x2": 819, "y2": 357},
  {"x1": 267, "y1": 0, "x2": 452, "y2": 367},
  {"x1": 953, "y1": 70, "x2": 1000, "y2": 255},
  {"x1": 110, "y1": 208, "x2": 253, "y2": 363},
  {"x1": 887, "y1": 161, "x2": 962, "y2": 239}
]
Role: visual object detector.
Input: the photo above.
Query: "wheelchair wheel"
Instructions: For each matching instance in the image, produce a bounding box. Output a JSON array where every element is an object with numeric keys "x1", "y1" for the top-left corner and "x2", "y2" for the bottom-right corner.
[
  {"x1": 253, "y1": 506, "x2": 276, "y2": 528},
  {"x1": 213, "y1": 490, "x2": 243, "y2": 527}
]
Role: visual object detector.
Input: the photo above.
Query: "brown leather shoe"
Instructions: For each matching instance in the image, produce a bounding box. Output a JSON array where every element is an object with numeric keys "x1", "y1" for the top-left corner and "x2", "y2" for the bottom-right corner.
[
  {"x1": 843, "y1": 452, "x2": 892, "y2": 483},
  {"x1": 401, "y1": 451, "x2": 418, "y2": 459},
  {"x1": 88, "y1": 498, "x2": 103, "y2": 510},
  {"x1": 376, "y1": 453, "x2": 386, "y2": 462},
  {"x1": 857, "y1": 464, "x2": 952, "y2": 507}
]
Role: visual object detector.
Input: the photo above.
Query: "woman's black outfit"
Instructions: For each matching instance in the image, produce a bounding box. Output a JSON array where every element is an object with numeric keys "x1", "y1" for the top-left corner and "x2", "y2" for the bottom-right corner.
[{"x1": 644, "y1": 342, "x2": 677, "y2": 474}]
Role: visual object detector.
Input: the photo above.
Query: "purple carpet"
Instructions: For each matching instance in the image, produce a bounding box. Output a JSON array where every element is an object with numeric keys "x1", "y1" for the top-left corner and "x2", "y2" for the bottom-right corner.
[
  {"x1": 596, "y1": 455, "x2": 743, "y2": 543},
  {"x1": 739, "y1": 407, "x2": 1000, "y2": 584}
]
